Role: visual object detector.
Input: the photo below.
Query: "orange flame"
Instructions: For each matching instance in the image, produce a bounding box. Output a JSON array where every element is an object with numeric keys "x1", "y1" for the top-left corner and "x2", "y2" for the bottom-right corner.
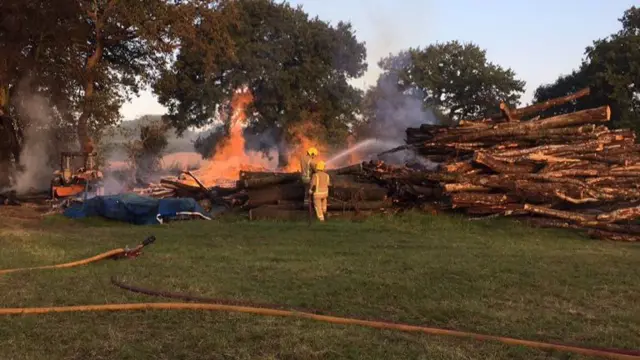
[
  {"x1": 187, "y1": 88, "x2": 277, "y2": 187},
  {"x1": 282, "y1": 120, "x2": 328, "y2": 172},
  {"x1": 212, "y1": 88, "x2": 253, "y2": 164},
  {"x1": 183, "y1": 89, "x2": 361, "y2": 188}
]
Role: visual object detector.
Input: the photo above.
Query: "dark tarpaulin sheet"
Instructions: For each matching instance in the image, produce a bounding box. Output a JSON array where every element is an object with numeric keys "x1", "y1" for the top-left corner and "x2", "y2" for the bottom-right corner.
[{"x1": 63, "y1": 193, "x2": 211, "y2": 225}]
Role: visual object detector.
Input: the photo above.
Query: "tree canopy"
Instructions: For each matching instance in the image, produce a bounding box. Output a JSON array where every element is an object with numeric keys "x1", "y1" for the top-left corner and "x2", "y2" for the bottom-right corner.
[
  {"x1": 0, "y1": 0, "x2": 237, "y2": 149},
  {"x1": 0, "y1": 0, "x2": 240, "y2": 186},
  {"x1": 534, "y1": 6, "x2": 640, "y2": 129},
  {"x1": 154, "y1": 0, "x2": 367, "y2": 162},
  {"x1": 360, "y1": 41, "x2": 525, "y2": 133}
]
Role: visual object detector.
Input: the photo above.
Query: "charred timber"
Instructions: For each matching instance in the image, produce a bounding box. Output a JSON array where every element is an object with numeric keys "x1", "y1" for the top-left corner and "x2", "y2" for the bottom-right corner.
[
  {"x1": 244, "y1": 183, "x2": 305, "y2": 208},
  {"x1": 237, "y1": 173, "x2": 300, "y2": 189},
  {"x1": 240, "y1": 171, "x2": 298, "y2": 180},
  {"x1": 160, "y1": 178, "x2": 206, "y2": 193}
]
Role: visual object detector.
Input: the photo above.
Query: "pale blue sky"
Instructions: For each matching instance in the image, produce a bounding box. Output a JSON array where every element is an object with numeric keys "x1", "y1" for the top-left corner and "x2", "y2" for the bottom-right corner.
[{"x1": 120, "y1": 0, "x2": 636, "y2": 120}]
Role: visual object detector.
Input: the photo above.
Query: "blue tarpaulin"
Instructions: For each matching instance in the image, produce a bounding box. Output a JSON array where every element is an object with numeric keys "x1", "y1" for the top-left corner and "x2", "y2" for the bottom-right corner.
[{"x1": 63, "y1": 193, "x2": 211, "y2": 225}]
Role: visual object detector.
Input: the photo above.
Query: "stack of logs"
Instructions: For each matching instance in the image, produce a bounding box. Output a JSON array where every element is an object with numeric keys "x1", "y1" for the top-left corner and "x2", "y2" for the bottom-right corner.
[
  {"x1": 379, "y1": 87, "x2": 640, "y2": 242},
  {"x1": 158, "y1": 164, "x2": 394, "y2": 221},
  {"x1": 153, "y1": 87, "x2": 640, "y2": 241}
]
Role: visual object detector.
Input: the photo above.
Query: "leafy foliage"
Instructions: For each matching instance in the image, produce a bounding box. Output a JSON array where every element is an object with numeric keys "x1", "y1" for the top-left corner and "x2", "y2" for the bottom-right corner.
[
  {"x1": 193, "y1": 127, "x2": 226, "y2": 159},
  {"x1": 534, "y1": 6, "x2": 640, "y2": 130},
  {"x1": 154, "y1": 0, "x2": 367, "y2": 160},
  {"x1": 0, "y1": 0, "x2": 234, "y2": 155},
  {"x1": 363, "y1": 41, "x2": 525, "y2": 128},
  {"x1": 123, "y1": 117, "x2": 170, "y2": 182}
]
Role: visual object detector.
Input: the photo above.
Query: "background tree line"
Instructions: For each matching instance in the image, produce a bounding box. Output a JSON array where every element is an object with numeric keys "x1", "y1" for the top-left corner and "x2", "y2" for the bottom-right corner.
[{"x1": 0, "y1": 1, "x2": 638, "y2": 183}]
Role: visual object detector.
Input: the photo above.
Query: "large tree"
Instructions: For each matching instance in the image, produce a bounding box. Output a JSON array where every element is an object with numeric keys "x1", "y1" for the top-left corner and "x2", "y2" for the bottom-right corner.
[
  {"x1": 154, "y1": 0, "x2": 367, "y2": 164},
  {"x1": 533, "y1": 6, "x2": 640, "y2": 130},
  {"x1": 0, "y1": 0, "x2": 237, "y2": 186},
  {"x1": 0, "y1": 0, "x2": 237, "y2": 148},
  {"x1": 363, "y1": 41, "x2": 525, "y2": 128}
]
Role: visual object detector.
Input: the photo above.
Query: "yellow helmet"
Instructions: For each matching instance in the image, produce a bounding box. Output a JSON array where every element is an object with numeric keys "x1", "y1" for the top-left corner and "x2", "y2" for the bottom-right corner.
[
  {"x1": 315, "y1": 161, "x2": 326, "y2": 171},
  {"x1": 306, "y1": 147, "x2": 318, "y2": 157}
]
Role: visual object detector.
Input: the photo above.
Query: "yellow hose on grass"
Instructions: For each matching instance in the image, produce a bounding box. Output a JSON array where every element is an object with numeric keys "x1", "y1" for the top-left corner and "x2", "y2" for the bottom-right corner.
[
  {"x1": 0, "y1": 236, "x2": 155, "y2": 276},
  {"x1": 0, "y1": 302, "x2": 639, "y2": 360},
  {"x1": 0, "y1": 248, "x2": 126, "y2": 275},
  {"x1": 0, "y1": 240, "x2": 638, "y2": 360}
]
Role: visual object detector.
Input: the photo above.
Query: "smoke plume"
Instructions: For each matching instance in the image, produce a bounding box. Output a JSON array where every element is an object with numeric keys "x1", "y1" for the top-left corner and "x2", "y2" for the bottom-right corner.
[
  {"x1": 12, "y1": 93, "x2": 56, "y2": 194},
  {"x1": 358, "y1": 53, "x2": 439, "y2": 168}
]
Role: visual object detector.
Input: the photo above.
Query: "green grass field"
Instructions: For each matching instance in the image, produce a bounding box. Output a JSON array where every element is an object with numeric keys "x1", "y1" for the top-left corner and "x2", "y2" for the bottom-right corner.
[{"x1": 1, "y1": 210, "x2": 639, "y2": 360}]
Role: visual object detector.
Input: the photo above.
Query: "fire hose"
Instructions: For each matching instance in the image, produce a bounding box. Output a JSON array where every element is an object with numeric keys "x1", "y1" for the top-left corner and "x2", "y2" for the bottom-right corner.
[
  {"x1": 0, "y1": 239, "x2": 639, "y2": 360},
  {"x1": 0, "y1": 235, "x2": 157, "y2": 276}
]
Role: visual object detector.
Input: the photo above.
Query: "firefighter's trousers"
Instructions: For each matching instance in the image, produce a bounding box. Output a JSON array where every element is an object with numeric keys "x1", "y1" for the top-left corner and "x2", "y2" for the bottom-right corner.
[{"x1": 313, "y1": 193, "x2": 328, "y2": 221}]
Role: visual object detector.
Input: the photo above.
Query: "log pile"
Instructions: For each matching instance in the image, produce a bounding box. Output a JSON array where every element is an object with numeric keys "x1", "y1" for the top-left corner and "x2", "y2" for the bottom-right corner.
[
  {"x1": 138, "y1": 87, "x2": 640, "y2": 242},
  {"x1": 152, "y1": 164, "x2": 394, "y2": 220},
  {"x1": 379, "y1": 87, "x2": 640, "y2": 242}
]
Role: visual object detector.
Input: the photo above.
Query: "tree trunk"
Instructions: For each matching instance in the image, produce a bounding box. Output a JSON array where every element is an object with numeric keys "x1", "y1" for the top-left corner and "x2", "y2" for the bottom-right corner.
[
  {"x1": 435, "y1": 106, "x2": 610, "y2": 143},
  {"x1": 523, "y1": 204, "x2": 597, "y2": 224},
  {"x1": 0, "y1": 156, "x2": 11, "y2": 188},
  {"x1": 472, "y1": 87, "x2": 591, "y2": 122},
  {"x1": 442, "y1": 183, "x2": 490, "y2": 192},
  {"x1": 474, "y1": 152, "x2": 538, "y2": 174},
  {"x1": 77, "y1": 16, "x2": 104, "y2": 152},
  {"x1": 506, "y1": 87, "x2": 591, "y2": 120},
  {"x1": 277, "y1": 139, "x2": 289, "y2": 169},
  {"x1": 449, "y1": 193, "x2": 519, "y2": 208}
]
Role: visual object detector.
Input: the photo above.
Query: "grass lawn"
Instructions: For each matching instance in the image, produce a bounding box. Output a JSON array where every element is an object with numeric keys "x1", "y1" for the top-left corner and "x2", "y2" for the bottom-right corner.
[{"x1": 0, "y1": 209, "x2": 639, "y2": 360}]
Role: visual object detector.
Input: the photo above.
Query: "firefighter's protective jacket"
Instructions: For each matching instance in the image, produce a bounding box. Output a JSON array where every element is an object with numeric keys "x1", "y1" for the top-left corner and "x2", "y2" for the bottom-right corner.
[
  {"x1": 310, "y1": 171, "x2": 330, "y2": 195},
  {"x1": 300, "y1": 156, "x2": 316, "y2": 183}
]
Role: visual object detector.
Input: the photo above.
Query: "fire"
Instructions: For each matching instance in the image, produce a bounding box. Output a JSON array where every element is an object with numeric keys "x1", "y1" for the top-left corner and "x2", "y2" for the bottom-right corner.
[
  {"x1": 283, "y1": 120, "x2": 328, "y2": 172},
  {"x1": 186, "y1": 88, "x2": 276, "y2": 187},
  {"x1": 181, "y1": 88, "x2": 359, "y2": 188}
]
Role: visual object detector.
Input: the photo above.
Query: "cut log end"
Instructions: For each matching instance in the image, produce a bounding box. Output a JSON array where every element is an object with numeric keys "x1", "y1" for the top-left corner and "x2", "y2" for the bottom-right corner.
[
  {"x1": 499, "y1": 102, "x2": 515, "y2": 122},
  {"x1": 605, "y1": 105, "x2": 611, "y2": 120}
]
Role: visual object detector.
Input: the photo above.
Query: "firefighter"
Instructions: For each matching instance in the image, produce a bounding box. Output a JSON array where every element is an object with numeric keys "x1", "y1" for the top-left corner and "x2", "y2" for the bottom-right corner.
[
  {"x1": 309, "y1": 160, "x2": 330, "y2": 221},
  {"x1": 301, "y1": 147, "x2": 318, "y2": 205}
]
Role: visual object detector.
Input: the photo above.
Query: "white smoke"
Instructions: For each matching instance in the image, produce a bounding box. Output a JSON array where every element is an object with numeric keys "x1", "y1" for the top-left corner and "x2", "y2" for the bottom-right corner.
[
  {"x1": 12, "y1": 93, "x2": 56, "y2": 194},
  {"x1": 369, "y1": 74, "x2": 438, "y2": 141},
  {"x1": 102, "y1": 172, "x2": 128, "y2": 195},
  {"x1": 360, "y1": 53, "x2": 439, "y2": 169}
]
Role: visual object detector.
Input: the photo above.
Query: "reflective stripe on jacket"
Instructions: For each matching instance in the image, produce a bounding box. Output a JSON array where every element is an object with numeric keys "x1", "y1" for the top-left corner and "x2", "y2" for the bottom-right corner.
[{"x1": 300, "y1": 157, "x2": 316, "y2": 180}]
